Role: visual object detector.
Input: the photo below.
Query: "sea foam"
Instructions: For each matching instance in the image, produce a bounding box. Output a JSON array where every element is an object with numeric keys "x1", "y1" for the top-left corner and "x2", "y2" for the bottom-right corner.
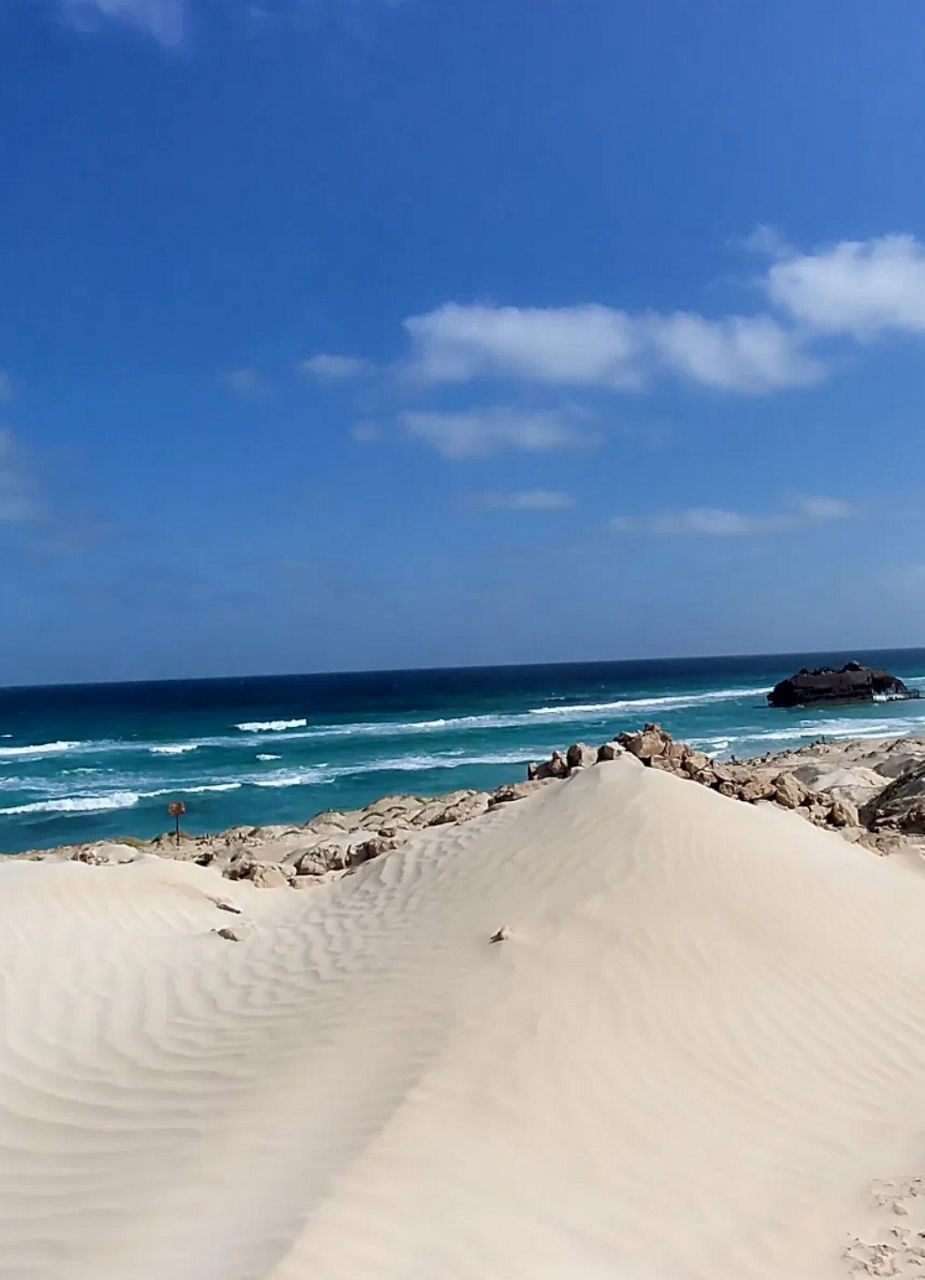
[
  {"x1": 0, "y1": 791, "x2": 141, "y2": 816},
  {"x1": 235, "y1": 719, "x2": 308, "y2": 733},
  {"x1": 0, "y1": 741, "x2": 83, "y2": 759}
]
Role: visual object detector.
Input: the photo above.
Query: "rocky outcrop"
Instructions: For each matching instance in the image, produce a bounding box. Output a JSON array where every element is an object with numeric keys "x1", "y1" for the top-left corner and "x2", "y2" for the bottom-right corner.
[
  {"x1": 15, "y1": 724, "x2": 925, "y2": 882},
  {"x1": 768, "y1": 661, "x2": 918, "y2": 708},
  {"x1": 861, "y1": 761, "x2": 925, "y2": 835}
]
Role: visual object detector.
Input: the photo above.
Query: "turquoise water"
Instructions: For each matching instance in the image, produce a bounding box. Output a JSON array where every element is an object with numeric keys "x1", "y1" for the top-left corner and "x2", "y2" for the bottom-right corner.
[{"x1": 2, "y1": 648, "x2": 924, "y2": 854}]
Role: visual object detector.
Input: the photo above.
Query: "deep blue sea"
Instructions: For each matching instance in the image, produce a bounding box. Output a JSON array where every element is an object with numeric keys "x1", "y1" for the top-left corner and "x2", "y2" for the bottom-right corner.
[{"x1": 2, "y1": 648, "x2": 925, "y2": 854}]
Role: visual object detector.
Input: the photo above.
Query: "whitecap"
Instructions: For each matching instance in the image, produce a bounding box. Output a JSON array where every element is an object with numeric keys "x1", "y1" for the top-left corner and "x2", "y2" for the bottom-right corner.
[
  {"x1": 0, "y1": 740, "x2": 83, "y2": 759},
  {"x1": 249, "y1": 748, "x2": 538, "y2": 790},
  {"x1": 149, "y1": 744, "x2": 199, "y2": 756},
  {"x1": 235, "y1": 718, "x2": 308, "y2": 733},
  {"x1": 256, "y1": 754, "x2": 281, "y2": 761},
  {"x1": 142, "y1": 783, "x2": 243, "y2": 797},
  {"x1": 528, "y1": 687, "x2": 769, "y2": 718},
  {"x1": 0, "y1": 791, "x2": 140, "y2": 816}
]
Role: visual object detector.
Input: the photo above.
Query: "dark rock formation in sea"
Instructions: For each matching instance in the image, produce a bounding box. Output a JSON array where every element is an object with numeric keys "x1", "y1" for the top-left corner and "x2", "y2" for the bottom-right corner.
[{"x1": 767, "y1": 660, "x2": 919, "y2": 708}]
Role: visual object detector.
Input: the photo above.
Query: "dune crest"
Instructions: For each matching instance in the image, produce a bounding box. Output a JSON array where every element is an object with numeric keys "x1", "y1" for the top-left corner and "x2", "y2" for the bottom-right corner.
[{"x1": 3, "y1": 757, "x2": 925, "y2": 1278}]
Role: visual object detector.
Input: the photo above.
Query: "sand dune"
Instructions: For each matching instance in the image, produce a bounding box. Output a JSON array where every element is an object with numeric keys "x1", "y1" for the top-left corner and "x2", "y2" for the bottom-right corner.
[{"x1": 3, "y1": 756, "x2": 925, "y2": 1278}]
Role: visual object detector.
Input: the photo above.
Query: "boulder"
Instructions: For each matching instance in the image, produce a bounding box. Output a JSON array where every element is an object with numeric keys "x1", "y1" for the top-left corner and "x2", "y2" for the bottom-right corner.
[
  {"x1": 828, "y1": 797, "x2": 860, "y2": 828},
  {"x1": 528, "y1": 750, "x2": 570, "y2": 781},
  {"x1": 862, "y1": 762, "x2": 925, "y2": 833},
  {"x1": 738, "y1": 777, "x2": 776, "y2": 803},
  {"x1": 566, "y1": 743, "x2": 599, "y2": 771},
  {"x1": 250, "y1": 863, "x2": 291, "y2": 889},
  {"x1": 596, "y1": 741, "x2": 624, "y2": 762},
  {"x1": 422, "y1": 791, "x2": 489, "y2": 827},
  {"x1": 488, "y1": 779, "x2": 551, "y2": 808},
  {"x1": 618, "y1": 723, "x2": 671, "y2": 762},
  {"x1": 665, "y1": 741, "x2": 692, "y2": 771},
  {"x1": 348, "y1": 834, "x2": 404, "y2": 866},
  {"x1": 294, "y1": 852, "x2": 334, "y2": 877},
  {"x1": 772, "y1": 773, "x2": 807, "y2": 809}
]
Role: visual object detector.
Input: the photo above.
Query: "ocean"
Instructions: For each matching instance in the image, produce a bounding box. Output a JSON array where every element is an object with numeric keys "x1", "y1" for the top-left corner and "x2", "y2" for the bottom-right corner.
[{"x1": 2, "y1": 648, "x2": 925, "y2": 854}]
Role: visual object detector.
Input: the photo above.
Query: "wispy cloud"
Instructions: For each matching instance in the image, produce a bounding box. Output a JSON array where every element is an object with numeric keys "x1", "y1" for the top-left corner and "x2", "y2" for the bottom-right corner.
[
  {"x1": 402, "y1": 407, "x2": 596, "y2": 459},
  {"x1": 0, "y1": 431, "x2": 41, "y2": 525},
  {"x1": 218, "y1": 367, "x2": 266, "y2": 397},
  {"x1": 611, "y1": 495, "x2": 861, "y2": 537},
  {"x1": 300, "y1": 353, "x2": 372, "y2": 380},
  {"x1": 59, "y1": 0, "x2": 186, "y2": 44},
  {"x1": 473, "y1": 489, "x2": 574, "y2": 511}
]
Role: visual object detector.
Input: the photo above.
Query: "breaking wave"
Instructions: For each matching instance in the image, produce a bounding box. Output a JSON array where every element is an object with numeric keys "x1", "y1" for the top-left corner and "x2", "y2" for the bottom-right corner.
[
  {"x1": 0, "y1": 740, "x2": 83, "y2": 759},
  {"x1": 0, "y1": 791, "x2": 141, "y2": 816},
  {"x1": 528, "y1": 687, "x2": 768, "y2": 718},
  {"x1": 235, "y1": 719, "x2": 308, "y2": 733}
]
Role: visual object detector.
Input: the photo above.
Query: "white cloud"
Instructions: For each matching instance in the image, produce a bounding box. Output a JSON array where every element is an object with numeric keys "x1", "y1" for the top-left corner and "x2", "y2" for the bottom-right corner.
[
  {"x1": 404, "y1": 304, "x2": 644, "y2": 389},
  {"x1": 219, "y1": 367, "x2": 264, "y2": 396},
  {"x1": 0, "y1": 431, "x2": 40, "y2": 524},
  {"x1": 0, "y1": 372, "x2": 13, "y2": 404},
  {"x1": 611, "y1": 494, "x2": 860, "y2": 537},
  {"x1": 398, "y1": 231, "x2": 925, "y2": 398},
  {"x1": 474, "y1": 490, "x2": 574, "y2": 511},
  {"x1": 300, "y1": 353, "x2": 371, "y2": 380},
  {"x1": 403, "y1": 302, "x2": 819, "y2": 394},
  {"x1": 402, "y1": 407, "x2": 595, "y2": 459},
  {"x1": 646, "y1": 312, "x2": 823, "y2": 392},
  {"x1": 60, "y1": 0, "x2": 185, "y2": 44},
  {"x1": 765, "y1": 234, "x2": 925, "y2": 338}
]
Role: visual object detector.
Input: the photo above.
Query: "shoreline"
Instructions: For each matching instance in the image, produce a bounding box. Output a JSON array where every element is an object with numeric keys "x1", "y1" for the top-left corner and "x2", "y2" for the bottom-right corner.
[
  {"x1": 5, "y1": 725, "x2": 925, "y2": 1275},
  {"x1": 9, "y1": 723, "x2": 925, "y2": 879},
  {"x1": 5, "y1": 652, "x2": 925, "y2": 857}
]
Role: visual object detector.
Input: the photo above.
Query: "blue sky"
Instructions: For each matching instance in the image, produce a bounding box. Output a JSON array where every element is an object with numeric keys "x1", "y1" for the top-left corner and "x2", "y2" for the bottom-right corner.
[{"x1": 2, "y1": 0, "x2": 925, "y2": 683}]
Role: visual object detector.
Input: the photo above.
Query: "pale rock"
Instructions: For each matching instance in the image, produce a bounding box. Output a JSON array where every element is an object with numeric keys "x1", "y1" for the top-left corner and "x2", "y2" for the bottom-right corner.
[
  {"x1": 738, "y1": 778, "x2": 775, "y2": 803},
  {"x1": 424, "y1": 791, "x2": 490, "y2": 827},
  {"x1": 530, "y1": 750, "x2": 570, "y2": 781},
  {"x1": 773, "y1": 773, "x2": 807, "y2": 809},
  {"x1": 489, "y1": 780, "x2": 551, "y2": 808},
  {"x1": 618, "y1": 723, "x2": 671, "y2": 762},
  {"x1": 250, "y1": 864, "x2": 290, "y2": 889},
  {"x1": 665, "y1": 742, "x2": 692, "y2": 771},
  {"x1": 349, "y1": 835, "x2": 404, "y2": 866},
  {"x1": 829, "y1": 798, "x2": 860, "y2": 828}
]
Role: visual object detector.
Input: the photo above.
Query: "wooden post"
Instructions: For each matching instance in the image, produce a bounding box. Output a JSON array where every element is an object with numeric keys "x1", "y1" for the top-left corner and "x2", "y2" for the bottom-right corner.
[{"x1": 168, "y1": 800, "x2": 186, "y2": 848}]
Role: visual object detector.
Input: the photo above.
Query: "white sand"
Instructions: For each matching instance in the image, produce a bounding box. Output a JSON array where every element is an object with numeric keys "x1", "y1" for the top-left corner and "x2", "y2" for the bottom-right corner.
[{"x1": 3, "y1": 756, "x2": 925, "y2": 1279}]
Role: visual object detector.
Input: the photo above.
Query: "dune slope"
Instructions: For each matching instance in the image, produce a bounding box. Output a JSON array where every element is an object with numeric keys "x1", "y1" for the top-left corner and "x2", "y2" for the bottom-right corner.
[{"x1": 2, "y1": 757, "x2": 925, "y2": 1279}]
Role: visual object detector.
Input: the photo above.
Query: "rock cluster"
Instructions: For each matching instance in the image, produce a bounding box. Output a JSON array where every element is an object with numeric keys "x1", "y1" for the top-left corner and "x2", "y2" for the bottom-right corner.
[
  {"x1": 862, "y1": 760, "x2": 925, "y2": 835},
  {"x1": 528, "y1": 724, "x2": 861, "y2": 833},
  {"x1": 15, "y1": 724, "x2": 925, "y2": 884}
]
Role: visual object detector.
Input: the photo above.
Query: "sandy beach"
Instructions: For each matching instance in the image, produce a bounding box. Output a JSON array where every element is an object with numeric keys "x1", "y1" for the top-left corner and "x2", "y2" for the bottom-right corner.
[{"x1": 3, "y1": 743, "x2": 925, "y2": 1278}]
